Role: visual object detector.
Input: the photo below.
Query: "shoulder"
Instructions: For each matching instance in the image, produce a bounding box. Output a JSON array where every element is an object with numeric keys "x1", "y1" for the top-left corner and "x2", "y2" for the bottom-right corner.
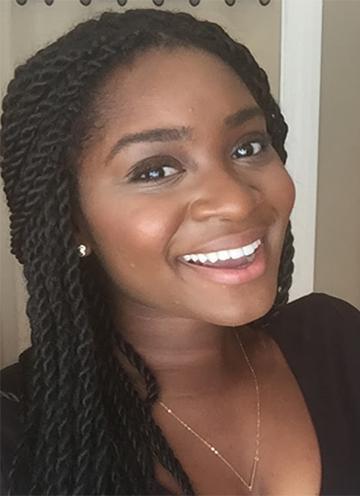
[
  {"x1": 269, "y1": 291, "x2": 359, "y2": 343},
  {"x1": 1, "y1": 362, "x2": 24, "y2": 404},
  {"x1": 296, "y1": 291, "x2": 359, "y2": 320},
  {"x1": 267, "y1": 292, "x2": 360, "y2": 388},
  {"x1": 276, "y1": 291, "x2": 359, "y2": 320},
  {"x1": 0, "y1": 348, "x2": 31, "y2": 493},
  {"x1": 266, "y1": 292, "x2": 360, "y2": 374},
  {"x1": 0, "y1": 346, "x2": 32, "y2": 404},
  {"x1": 0, "y1": 360, "x2": 23, "y2": 447}
]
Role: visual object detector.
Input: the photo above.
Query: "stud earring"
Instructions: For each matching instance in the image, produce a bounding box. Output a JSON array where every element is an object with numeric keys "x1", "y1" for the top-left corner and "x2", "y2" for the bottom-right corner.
[{"x1": 78, "y1": 244, "x2": 88, "y2": 257}]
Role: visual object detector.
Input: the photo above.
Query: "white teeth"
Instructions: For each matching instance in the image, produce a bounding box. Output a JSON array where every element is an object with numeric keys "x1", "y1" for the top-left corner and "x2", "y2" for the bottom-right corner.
[
  {"x1": 207, "y1": 252, "x2": 219, "y2": 263},
  {"x1": 243, "y1": 244, "x2": 254, "y2": 256},
  {"x1": 217, "y1": 250, "x2": 230, "y2": 261},
  {"x1": 229, "y1": 247, "x2": 245, "y2": 259},
  {"x1": 197, "y1": 254, "x2": 208, "y2": 264},
  {"x1": 182, "y1": 239, "x2": 262, "y2": 264}
]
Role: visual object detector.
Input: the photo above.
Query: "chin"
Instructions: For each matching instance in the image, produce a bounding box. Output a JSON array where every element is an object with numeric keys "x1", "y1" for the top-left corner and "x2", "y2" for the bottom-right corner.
[{"x1": 207, "y1": 283, "x2": 278, "y2": 328}]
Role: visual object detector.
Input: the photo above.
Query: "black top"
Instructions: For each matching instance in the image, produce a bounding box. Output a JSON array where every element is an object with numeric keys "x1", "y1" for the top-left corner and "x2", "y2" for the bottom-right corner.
[{"x1": 1, "y1": 292, "x2": 360, "y2": 495}]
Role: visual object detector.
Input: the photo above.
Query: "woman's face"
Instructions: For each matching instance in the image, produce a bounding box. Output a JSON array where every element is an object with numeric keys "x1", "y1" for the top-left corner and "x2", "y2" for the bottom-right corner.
[{"x1": 76, "y1": 47, "x2": 295, "y2": 327}]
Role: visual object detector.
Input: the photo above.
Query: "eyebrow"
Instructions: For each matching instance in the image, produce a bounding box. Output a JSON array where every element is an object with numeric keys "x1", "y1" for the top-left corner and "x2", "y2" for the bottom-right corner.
[{"x1": 106, "y1": 106, "x2": 264, "y2": 163}]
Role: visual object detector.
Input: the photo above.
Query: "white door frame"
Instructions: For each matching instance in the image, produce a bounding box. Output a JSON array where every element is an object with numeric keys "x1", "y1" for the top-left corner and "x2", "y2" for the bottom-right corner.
[{"x1": 280, "y1": 0, "x2": 323, "y2": 301}]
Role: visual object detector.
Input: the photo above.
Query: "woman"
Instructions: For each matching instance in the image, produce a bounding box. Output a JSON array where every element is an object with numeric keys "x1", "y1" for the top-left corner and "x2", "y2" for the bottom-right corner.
[{"x1": 0, "y1": 8, "x2": 359, "y2": 496}]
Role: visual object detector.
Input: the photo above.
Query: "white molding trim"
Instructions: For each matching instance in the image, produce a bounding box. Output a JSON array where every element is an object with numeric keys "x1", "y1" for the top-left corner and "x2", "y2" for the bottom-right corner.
[{"x1": 280, "y1": 0, "x2": 323, "y2": 302}]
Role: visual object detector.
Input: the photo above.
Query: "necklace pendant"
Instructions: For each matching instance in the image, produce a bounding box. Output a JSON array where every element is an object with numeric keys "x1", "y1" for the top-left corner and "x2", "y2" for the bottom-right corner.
[{"x1": 247, "y1": 456, "x2": 260, "y2": 491}]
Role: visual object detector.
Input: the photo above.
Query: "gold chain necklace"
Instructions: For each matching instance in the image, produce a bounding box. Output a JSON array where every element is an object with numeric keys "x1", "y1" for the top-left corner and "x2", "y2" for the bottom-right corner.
[{"x1": 159, "y1": 332, "x2": 261, "y2": 492}]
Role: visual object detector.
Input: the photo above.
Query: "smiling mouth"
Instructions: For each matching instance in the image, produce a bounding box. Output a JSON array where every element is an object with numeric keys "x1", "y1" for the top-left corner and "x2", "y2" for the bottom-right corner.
[
  {"x1": 177, "y1": 242, "x2": 267, "y2": 286},
  {"x1": 179, "y1": 238, "x2": 262, "y2": 269},
  {"x1": 184, "y1": 250, "x2": 257, "y2": 269}
]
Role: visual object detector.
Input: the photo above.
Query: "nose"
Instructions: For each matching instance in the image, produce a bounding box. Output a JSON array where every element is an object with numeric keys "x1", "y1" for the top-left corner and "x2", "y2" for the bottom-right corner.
[{"x1": 188, "y1": 165, "x2": 262, "y2": 223}]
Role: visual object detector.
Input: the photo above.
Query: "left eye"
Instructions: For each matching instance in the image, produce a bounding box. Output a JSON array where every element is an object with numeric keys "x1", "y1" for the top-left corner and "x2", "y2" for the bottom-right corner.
[{"x1": 232, "y1": 139, "x2": 267, "y2": 159}]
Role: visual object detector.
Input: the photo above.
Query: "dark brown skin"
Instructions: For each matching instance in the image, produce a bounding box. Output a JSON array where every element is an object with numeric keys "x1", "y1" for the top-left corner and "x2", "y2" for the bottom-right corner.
[{"x1": 74, "y1": 47, "x2": 321, "y2": 494}]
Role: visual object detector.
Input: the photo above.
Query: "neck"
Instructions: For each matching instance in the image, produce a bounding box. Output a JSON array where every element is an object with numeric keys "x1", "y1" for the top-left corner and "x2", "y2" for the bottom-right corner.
[{"x1": 111, "y1": 301, "x2": 257, "y2": 401}]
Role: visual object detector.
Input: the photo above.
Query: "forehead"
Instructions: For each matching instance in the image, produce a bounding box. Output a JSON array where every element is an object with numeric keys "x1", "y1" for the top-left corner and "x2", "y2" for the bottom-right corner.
[{"x1": 96, "y1": 47, "x2": 259, "y2": 131}]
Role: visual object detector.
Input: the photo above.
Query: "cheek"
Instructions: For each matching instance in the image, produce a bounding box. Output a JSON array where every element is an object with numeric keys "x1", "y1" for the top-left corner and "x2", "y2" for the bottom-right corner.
[
  {"x1": 284, "y1": 172, "x2": 296, "y2": 218},
  {"x1": 83, "y1": 190, "x2": 189, "y2": 309},
  {"x1": 255, "y1": 163, "x2": 295, "y2": 273},
  {"x1": 80, "y1": 189, "x2": 178, "y2": 271},
  {"x1": 264, "y1": 164, "x2": 296, "y2": 218}
]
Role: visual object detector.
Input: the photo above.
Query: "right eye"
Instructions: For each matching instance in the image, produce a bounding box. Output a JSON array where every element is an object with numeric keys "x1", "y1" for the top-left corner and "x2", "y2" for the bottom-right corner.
[{"x1": 128, "y1": 158, "x2": 183, "y2": 183}]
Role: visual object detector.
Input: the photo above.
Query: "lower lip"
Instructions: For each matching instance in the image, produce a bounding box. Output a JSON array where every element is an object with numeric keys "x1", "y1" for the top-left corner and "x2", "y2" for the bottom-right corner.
[{"x1": 178, "y1": 243, "x2": 267, "y2": 285}]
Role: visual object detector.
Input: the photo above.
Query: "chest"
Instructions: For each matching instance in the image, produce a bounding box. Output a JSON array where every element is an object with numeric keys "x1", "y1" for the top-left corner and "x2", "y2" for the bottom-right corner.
[{"x1": 154, "y1": 340, "x2": 322, "y2": 495}]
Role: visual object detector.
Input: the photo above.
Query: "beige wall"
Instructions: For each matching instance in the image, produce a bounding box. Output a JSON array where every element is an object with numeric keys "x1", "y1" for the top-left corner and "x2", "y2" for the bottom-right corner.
[
  {"x1": 3, "y1": 0, "x2": 281, "y2": 95},
  {"x1": 314, "y1": 0, "x2": 360, "y2": 308},
  {"x1": 0, "y1": 0, "x2": 281, "y2": 368}
]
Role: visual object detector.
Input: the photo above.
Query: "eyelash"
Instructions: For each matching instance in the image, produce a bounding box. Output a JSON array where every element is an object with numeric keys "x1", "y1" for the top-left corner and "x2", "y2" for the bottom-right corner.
[{"x1": 128, "y1": 133, "x2": 271, "y2": 184}]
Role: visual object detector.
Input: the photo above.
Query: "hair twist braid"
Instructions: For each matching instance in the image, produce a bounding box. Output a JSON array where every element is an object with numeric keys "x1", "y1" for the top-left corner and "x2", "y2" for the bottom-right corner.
[
  {"x1": 82, "y1": 264, "x2": 194, "y2": 493},
  {"x1": 276, "y1": 220, "x2": 295, "y2": 305},
  {"x1": 103, "y1": 347, "x2": 194, "y2": 495},
  {"x1": 80, "y1": 263, "x2": 159, "y2": 493}
]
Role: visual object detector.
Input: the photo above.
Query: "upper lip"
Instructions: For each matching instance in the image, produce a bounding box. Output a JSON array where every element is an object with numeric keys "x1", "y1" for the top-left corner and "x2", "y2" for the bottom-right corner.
[{"x1": 178, "y1": 227, "x2": 267, "y2": 258}]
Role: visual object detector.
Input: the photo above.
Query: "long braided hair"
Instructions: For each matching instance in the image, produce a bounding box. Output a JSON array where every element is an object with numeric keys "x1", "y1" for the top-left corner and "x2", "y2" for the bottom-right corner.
[{"x1": 0, "y1": 9, "x2": 294, "y2": 495}]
